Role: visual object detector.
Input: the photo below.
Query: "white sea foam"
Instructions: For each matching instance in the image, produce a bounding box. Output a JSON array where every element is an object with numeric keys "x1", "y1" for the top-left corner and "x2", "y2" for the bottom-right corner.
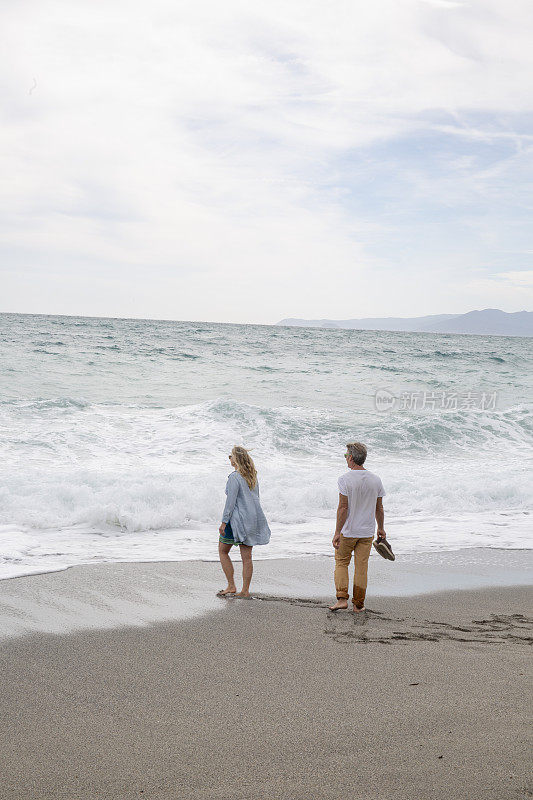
[{"x1": 1, "y1": 510, "x2": 530, "y2": 581}]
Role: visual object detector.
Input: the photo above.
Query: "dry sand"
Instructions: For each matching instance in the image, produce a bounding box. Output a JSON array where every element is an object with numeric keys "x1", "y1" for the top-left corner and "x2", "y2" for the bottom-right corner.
[{"x1": 0, "y1": 553, "x2": 531, "y2": 799}]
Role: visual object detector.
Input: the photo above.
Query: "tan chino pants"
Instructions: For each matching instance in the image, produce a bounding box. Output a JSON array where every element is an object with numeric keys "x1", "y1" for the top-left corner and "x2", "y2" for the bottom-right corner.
[{"x1": 334, "y1": 535, "x2": 373, "y2": 608}]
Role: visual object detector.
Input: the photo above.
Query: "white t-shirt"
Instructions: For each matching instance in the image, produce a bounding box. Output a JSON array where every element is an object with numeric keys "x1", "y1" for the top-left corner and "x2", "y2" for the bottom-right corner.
[{"x1": 337, "y1": 469, "x2": 386, "y2": 538}]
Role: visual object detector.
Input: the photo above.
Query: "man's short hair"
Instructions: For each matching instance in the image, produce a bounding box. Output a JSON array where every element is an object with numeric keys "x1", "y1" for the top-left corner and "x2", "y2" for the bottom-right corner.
[{"x1": 346, "y1": 442, "x2": 367, "y2": 466}]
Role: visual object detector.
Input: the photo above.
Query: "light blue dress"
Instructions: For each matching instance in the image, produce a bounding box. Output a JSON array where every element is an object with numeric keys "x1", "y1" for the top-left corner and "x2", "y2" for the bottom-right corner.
[{"x1": 221, "y1": 471, "x2": 271, "y2": 546}]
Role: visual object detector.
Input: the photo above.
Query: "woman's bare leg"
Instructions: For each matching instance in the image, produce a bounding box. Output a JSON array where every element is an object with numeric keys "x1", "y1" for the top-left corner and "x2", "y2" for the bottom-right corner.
[
  {"x1": 218, "y1": 541, "x2": 237, "y2": 595},
  {"x1": 237, "y1": 544, "x2": 253, "y2": 596}
]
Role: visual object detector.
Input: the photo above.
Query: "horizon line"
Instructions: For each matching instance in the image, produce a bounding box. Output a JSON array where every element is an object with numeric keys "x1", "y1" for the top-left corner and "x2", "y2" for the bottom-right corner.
[{"x1": 1, "y1": 307, "x2": 531, "y2": 327}]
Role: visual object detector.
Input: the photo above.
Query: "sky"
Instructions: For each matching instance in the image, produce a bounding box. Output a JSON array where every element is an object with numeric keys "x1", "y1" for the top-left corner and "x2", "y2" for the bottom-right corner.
[{"x1": 1, "y1": 0, "x2": 532, "y2": 324}]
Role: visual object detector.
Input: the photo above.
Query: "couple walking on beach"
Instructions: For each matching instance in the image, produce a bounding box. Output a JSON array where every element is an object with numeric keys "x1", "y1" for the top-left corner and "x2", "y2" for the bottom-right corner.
[{"x1": 218, "y1": 442, "x2": 392, "y2": 609}]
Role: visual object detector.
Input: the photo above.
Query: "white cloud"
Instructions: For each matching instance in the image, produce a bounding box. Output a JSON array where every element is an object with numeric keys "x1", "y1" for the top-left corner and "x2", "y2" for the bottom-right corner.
[
  {"x1": 0, "y1": 0, "x2": 532, "y2": 322},
  {"x1": 496, "y1": 270, "x2": 533, "y2": 287},
  {"x1": 462, "y1": 271, "x2": 533, "y2": 309}
]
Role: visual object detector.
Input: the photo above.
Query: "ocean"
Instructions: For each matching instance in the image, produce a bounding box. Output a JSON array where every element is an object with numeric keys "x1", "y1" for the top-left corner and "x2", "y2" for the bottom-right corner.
[{"x1": 0, "y1": 312, "x2": 531, "y2": 579}]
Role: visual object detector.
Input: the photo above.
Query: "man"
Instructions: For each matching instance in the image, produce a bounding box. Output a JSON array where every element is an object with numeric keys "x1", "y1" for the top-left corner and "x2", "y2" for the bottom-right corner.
[{"x1": 329, "y1": 442, "x2": 387, "y2": 613}]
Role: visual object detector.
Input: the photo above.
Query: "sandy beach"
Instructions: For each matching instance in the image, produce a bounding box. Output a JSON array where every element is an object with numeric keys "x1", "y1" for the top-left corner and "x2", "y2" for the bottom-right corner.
[{"x1": 1, "y1": 551, "x2": 531, "y2": 800}]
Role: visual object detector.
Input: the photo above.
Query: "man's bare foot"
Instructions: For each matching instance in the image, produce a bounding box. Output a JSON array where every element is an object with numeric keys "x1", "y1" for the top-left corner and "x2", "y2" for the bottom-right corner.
[
  {"x1": 217, "y1": 586, "x2": 237, "y2": 596},
  {"x1": 235, "y1": 591, "x2": 251, "y2": 598},
  {"x1": 329, "y1": 600, "x2": 348, "y2": 611},
  {"x1": 352, "y1": 605, "x2": 366, "y2": 613}
]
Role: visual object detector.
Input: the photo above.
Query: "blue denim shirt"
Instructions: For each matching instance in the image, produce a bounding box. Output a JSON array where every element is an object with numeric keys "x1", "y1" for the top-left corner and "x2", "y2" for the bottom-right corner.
[{"x1": 221, "y1": 471, "x2": 271, "y2": 546}]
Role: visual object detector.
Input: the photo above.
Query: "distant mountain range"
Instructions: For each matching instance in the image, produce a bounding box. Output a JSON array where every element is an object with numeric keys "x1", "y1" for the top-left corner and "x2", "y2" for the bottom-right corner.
[{"x1": 276, "y1": 309, "x2": 533, "y2": 337}]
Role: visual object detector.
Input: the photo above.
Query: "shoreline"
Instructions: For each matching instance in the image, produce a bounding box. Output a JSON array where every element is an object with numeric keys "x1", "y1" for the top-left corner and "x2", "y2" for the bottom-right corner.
[
  {"x1": 0, "y1": 547, "x2": 531, "y2": 640},
  {"x1": 2, "y1": 543, "x2": 532, "y2": 583}
]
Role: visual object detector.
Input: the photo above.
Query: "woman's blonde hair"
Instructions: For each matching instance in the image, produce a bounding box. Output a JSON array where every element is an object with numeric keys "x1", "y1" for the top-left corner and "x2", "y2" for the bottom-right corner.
[{"x1": 231, "y1": 446, "x2": 257, "y2": 490}]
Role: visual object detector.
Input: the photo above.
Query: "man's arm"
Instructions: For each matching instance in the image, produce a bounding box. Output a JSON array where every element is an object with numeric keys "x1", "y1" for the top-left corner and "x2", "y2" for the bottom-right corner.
[
  {"x1": 375, "y1": 497, "x2": 386, "y2": 539},
  {"x1": 332, "y1": 494, "x2": 349, "y2": 549}
]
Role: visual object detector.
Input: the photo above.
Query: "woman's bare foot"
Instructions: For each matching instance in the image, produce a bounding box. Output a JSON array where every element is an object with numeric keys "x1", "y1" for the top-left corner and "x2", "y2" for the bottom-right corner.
[
  {"x1": 352, "y1": 605, "x2": 366, "y2": 613},
  {"x1": 329, "y1": 600, "x2": 348, "y2": 611},
  {"x1": 235, "y1": 591, "x2": 251, "y2": 598},
  {"x1": 217, "y1": 586, "x2": 237, "y2": 596}
]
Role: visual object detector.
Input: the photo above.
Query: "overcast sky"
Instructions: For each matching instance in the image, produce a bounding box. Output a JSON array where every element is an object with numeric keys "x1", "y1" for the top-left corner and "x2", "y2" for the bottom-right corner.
[{"x1": 1, "y1": 0, "x2": 532, "y2": 324}]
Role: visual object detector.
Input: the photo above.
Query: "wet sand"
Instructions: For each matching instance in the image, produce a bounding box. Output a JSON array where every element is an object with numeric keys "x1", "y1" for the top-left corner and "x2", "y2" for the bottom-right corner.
[{"x1": 0, "y1": 553, "x2": 531, "y2": 799}]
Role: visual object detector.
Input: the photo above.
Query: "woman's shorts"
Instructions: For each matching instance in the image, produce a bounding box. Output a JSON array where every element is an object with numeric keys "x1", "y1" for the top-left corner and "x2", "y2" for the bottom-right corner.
[{"x1": 219, "y1": 520, "x2": 237, "y2": 546}]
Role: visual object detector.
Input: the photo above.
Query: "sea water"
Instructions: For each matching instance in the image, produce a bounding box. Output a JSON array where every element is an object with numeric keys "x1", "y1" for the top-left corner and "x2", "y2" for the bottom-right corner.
[{"x1": 0, "y1": 312, "x2": 531, "y2": 579}]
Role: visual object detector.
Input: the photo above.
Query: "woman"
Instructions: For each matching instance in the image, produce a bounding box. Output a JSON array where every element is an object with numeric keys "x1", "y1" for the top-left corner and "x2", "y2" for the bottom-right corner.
[{"x1": 218, "y1": 446, "x2": 271, "y2": 598}]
